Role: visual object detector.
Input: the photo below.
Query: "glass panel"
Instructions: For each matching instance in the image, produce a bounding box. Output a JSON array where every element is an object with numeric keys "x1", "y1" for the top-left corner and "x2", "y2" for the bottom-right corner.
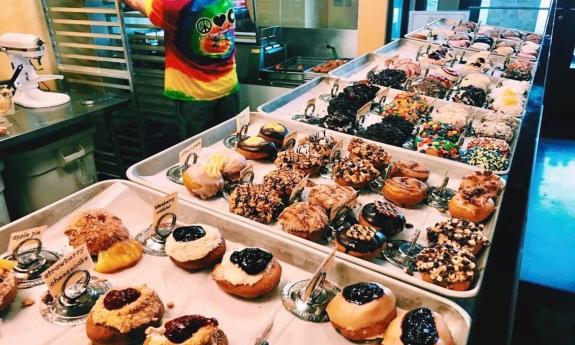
[
  {"x1": 472, "y1": 0, "x2": 551, "y2": 33},
  {"x1": 390, "y1": 0, "x2": 406, "y2": 40},
  {"x1": 254, "y1": 0, "x2": 359, "y2": 29}
]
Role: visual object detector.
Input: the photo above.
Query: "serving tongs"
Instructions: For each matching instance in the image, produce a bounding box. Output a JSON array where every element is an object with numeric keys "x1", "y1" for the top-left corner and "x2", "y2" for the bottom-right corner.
[{"x1": 281, "y1": 248, "x2": 340, "y2": 323}]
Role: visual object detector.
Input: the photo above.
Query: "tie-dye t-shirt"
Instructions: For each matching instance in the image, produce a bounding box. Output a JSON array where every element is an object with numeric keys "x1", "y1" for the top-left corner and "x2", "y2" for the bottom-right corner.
[{"x1": 145, "y1": 0, "x2": 238, "y2": 101}]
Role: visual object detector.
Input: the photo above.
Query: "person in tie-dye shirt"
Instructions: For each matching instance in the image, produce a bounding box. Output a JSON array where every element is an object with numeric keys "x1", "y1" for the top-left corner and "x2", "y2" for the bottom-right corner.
[{"x1": 126, "y1": 0, "x2": 242, "y2": 137}]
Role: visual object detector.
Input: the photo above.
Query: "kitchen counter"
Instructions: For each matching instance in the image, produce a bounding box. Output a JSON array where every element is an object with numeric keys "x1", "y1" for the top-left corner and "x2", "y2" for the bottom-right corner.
[{"x1": 0, "y1": 93, "x2": 129, "y2": 153}]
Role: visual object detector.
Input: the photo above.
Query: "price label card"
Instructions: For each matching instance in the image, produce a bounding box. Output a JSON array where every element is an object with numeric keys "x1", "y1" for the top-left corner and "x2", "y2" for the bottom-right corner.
[
  {"x1": 7, "y1": 226, "x2": 47, "y2": 252},
  {"x1": 179, "y1": 139, "x2": 202, "y2": 165},
  {"x1": 41, "y1": 244, "x2": 93, "y2": 297},
  {"x1": 282, "y1": 130, "x2": 298, "y2": 149},
  {"x1": 288, "y1": 175, "x2": 308, "y2": 204},
  {"x1": 306, "y1": 98, "x2": 316, "y2": 108},
  {"x1": 329, "y1": 140, "x2": 344, "y2": 163},
  {"x1": 236, "y1": 107, "x2": 251, "y2": 133},
  {"x1": 152, "y1": 192, "x2": 178, "y2": 228},
  {"x1": 240, "y1": 163, "x2": 254, "y2": 181}
]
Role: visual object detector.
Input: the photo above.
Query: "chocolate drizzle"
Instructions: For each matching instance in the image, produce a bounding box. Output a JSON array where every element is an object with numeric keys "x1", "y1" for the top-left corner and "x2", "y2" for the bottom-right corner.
[
  {"x1": 237, "y1": 136, "x2": 278, "y2": 155},
  {"x1": 361, "y1": 201, "x2": 406, "y2": 236},
  {"x1": 336, "y1": 224, "x2": 386, "y2": 253},
  {"x1": 165, "y1": 315, "x2": 218, "y2": 344},
  {"x1": 230, "y1": 248, "x2": 273, "y2": 275},
  {"x1": 103, "y1": 288, "x2": 141, "y2": 310},
  {"x1": 342, "y1": 282, "x2": 385, "y2": 305},
  {"x1": 173, "y1": 226, "x2": 206, "y2": 242},
  {"x1": 401, "y1": 308, "x2": 439, "y2": 345}
]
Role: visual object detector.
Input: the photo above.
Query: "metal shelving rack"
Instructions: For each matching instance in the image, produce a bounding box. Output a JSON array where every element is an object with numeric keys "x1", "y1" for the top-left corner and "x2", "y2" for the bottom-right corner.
[{"x1": 41, "y1": 0, "x2": 146, "y2": 179}]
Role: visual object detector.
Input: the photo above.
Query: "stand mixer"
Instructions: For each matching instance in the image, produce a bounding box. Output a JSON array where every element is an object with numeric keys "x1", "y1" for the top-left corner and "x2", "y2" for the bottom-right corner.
[{"x1": 0, "y1": 33, "x2": 70, "y2": 108}]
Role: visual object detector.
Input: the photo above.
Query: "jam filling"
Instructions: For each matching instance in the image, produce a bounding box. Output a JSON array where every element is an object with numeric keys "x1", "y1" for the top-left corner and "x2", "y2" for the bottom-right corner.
[
  {"x1": 173, "y1": 226, "x2": 206, "y2": 242},
  {"x1": 401, "y1": 307, "x2": 439, "y2": 345},
  {"x1": 342, "y1": 282, "x2": 385, "y2": 305},
  {"x1": 103, "y1": 288, "x2": 141, "y2": 310},
  {"x1": 165, "y1": 315, "x2": 218, "y2": 344},
  {"x1": 230, "y1": 248, "x2": 273, "y2": 275}
]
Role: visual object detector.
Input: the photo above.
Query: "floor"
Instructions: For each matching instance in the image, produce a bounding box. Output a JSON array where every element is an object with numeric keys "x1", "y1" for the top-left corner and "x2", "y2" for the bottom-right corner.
[{"x1": 512, "y1": 138, "x2": 575, "y2": 345}]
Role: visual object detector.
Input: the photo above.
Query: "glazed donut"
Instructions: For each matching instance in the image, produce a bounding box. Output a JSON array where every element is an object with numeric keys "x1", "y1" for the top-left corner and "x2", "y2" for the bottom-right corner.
[
  {"x1": 383, "y1": 307, "x2": 455, "y2": 345},
  {"x1": 183, "y1": 164, "x2": 225, "y2": 200},
  {"x1": 448, "y1": 186, "x2": 495, "y2": 223},
  {"x1": 326, "y1": 282, "x2": 397, "y2": 341},
  {"x1": 212, "y1": 248, "x2": 282, "y2": 299},
  {"x1": 459, "y1": 171, "x2": 504, "y2": 199},
  {"x1": 335, "y1": 224, "x2": 387, "y2": 260},
  {"x1": 389, "y1": 160, "x2": 430, "y2": 182},
  {"x1": 382, "y1": 177, "x2": 428, "y2": 208},
  {"x1": 236, "y1": 136, "x2": 278, "y2": 161}
]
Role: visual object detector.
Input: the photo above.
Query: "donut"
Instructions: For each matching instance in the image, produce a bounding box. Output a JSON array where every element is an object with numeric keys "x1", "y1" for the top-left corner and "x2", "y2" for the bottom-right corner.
[
  {"x1": 144, "y1": 315, "x2": 228, "y2": 345},
  {"x1": 278, "y1": 202, "x2": 329, "y2": 242},
  {"x1": 0, "y1": 266, "x2": 17, "y2": 312},
  {"x1": 347, "y1": 137, "x2": 391, "y2": 170},
  {"x1": 415, "y1": 245, "x2": 476, "y2": 291},
  {"x1": 87, "y1": 286, "x2": 165, "y2": 345},
  {"x1": 382, "y1": 177, "x2": 428, "y2": 208},
  {"x1": 335, "y1": 224, "x2": 387, "y2": 260},
  {"x1": 205, "y1": 149, "x2": 247, "y2": 182},
  {"x1": 359, "y1": 201, "x2": 406, "y2": 237},
  {"x1": 389, "y1": 160, "x2": 430, "y2": 182},
  {"x1": 212, "y1": 248, "x2": 282, "y2": 299},
  {"x1": 332, "y1": 157, "x2": 380, "y2": 190},
  {"x1": 236, "y1": 136, "x2": 278, "y2": 161},
  {"x1": 326, "y1": 282, "x2": 397, "y2": 341},
  {"x1": 258, "y1": 122, "x2": 289, "y2": 147},
  {"x1": 459, "y1": 171, "x2": 504, "y2": 199},
  {"x1": 274, "y1": 147, "x2": 323, "y2": 177},
  {"x1": 448, "y1": 186, "x2": 495, "y2": 223},
  {"x1": 165, "y1": 225, "x2": 226, "y2": 271},
  {"x1": 383, "y1": 307, "x2": 455, "y2": 345},
  {"x1": 426, "y1": 218, "x2": 489, "y2": 255},
  {"x1": 183, "y1": 164, "x2": 224, "y2": 200}
]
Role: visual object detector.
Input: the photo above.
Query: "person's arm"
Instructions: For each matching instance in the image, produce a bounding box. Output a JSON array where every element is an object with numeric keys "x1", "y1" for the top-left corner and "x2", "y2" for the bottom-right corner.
[{"x1": 124, "y1": 0, "x2": 146, "y2": 15}]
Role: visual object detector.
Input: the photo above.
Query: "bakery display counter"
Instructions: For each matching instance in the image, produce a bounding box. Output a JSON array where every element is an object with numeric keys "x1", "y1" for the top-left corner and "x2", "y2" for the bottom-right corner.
[{"x1": 0, "y1": 180, "x2": 470, "y2": 344}]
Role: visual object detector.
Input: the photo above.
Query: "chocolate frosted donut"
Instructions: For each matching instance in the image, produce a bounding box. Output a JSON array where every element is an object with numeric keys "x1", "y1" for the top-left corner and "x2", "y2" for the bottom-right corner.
[
  {"x1": 336, "y1": 224, "x2": 386, "y2": 260},
  {"x1": 258, "y1": 122, "x2": 288, "y2": 146},
  {"x1": 359, "y1": 201, "x2": 406, "y2": 236},
  {"x1": 236, "y1": 136, "x2": 278, "y2": 161}
]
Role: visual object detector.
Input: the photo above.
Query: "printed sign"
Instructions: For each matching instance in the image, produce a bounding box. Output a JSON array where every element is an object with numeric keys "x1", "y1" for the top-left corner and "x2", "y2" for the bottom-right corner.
[
  {"x1": 179, "y1": 139, "x2": 202, "y2": 165},
  {"x1": 41, "y1": 244, "x2": 93, "y2": 297},
  {"x1": 236, "y1": 107, "x2": 251, "y2": 133},
  {"x1": 7, "y1": 226, "x2": 47, "y2": 252},
  {"x1": 152, "y1": 192, "x2": 178, "y2": 228}
]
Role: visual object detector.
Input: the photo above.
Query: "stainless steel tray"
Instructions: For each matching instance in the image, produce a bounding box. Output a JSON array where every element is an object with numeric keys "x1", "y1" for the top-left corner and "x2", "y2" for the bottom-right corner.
[
  {"x1": 261, "y1": 56, "x2": 331, "y2": 83},
  {"x1": 0, "y1": 180, "x2": 470, "y2": 344},
  {"x1": 339, "y1": 39, "x2": 538, "y2": 83},
  {"x1": 258, "y1": 79, "x2": 520, "y2": 174},
  {"x1": 127, "y1": 112, "x2": 504, "y2": 299}
]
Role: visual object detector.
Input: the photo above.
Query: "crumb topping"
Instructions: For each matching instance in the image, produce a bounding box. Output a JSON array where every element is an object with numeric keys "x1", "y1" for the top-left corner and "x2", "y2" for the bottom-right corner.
[
  {"x1": 427, "y1": 218, "x2": 489, "y2": 252},
  {"x1": 416, "y1": 245, "x2": 477, "y2": 284},
  {"x1": 348, "y1": 138, "x2": 391, "y2": 167},
  {"x1": 229, "y1": 184, "x2": 283, "y2": 224},
  {"x1": 332, "y1": 157, "x2": 380, "y2": 185}
]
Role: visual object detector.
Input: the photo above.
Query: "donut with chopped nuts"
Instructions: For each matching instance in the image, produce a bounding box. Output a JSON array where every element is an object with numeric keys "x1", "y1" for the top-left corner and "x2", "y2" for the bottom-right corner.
[
  {"x1": 459, "y1": 171, "x2": 504, "y2": 199},
  {"x1": 332, "y1": 157, "x2": 380, "y2": 189},
  {"x1": 415, "y1": 245, "x2": 477, "y2": 291},
  {"x1": 278, "y1": 202, "x2": 329, "y2": 242},
  {"x1": 274, "y1": 146, "x2": 324, "y2": 176},
  {"x1": 347, "y1": 138, "x2": 391, "y2": 170},
  {"x1": 448, "y1": 186, "x2": 495, "y2": 223},
  {"x1": 263, "y1": 167, "x2": 307, "y2": 199},
  {"x1": 228, "y1": 184, "x2": 283, "y2": 224},
  {"x1": 426, "y1": 218, "x2": 489, "y2": 255},
  {"x1": 335, "y1": 224, "x2": 387, "y2": 260},
  {"x1": 299, "y1": 132, "x2": 339, "y2": 163}
]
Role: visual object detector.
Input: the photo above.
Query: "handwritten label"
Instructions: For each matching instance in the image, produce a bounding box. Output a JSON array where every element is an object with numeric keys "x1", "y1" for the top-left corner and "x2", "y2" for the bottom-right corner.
[
  {"x1": 289, "y1": 175, "x2": 308, "y2": 204},
  {"x1": 282, "y1": 130, "x2": 298, "y2": 149},
  {"x1": 41, "y1": 244, "x2": 93, "y2": 297},
  {"x1": 7, "y1": 226, "x2": 47, "y2": 252},
  {"x1": 236, "y1": 107, "x2": 251, "y2": 133},
  {"x1": 153, "y1": 192, "x2": 178, "y2": 228},
  {"x1": 240, "y1": 163, "x2": 254, "y2": 181},
  {"x1": 179, "y1": 139, "x2": 202, "y2": 165}
]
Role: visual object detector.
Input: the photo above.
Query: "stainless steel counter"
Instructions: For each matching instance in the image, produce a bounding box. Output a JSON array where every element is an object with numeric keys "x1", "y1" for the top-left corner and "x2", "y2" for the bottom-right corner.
[{"x1": 0, "y1": 93, "x2": 129, "y2": 153}]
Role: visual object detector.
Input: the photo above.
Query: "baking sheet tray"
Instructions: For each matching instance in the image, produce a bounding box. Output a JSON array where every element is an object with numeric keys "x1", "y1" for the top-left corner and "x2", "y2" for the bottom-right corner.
[
  {"x1": 0, "y1": 180, "x2": 470, "y2": 345},
  {"x1": 127, "y1": 112, "x2": 504, "y2": 299},
  {"x1": 330, "y1": 39, "x2": 538, "y2": 83},
  {"x1": 258, "y1": 78, "x2": 520, "y2": 174}
]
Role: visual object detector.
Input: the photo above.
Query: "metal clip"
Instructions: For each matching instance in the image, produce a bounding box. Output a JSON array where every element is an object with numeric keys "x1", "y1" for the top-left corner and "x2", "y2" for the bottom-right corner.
[{"x1": 136, "y1": 212, "x2": 177, "y2": 256}]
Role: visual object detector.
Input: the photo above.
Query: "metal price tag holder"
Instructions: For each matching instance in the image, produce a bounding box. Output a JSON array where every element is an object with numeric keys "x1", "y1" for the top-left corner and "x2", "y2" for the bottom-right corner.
[
  {"x1": 383, "y1": 227, "x2": 425, "y2": 271},
  {"x1": 135, "y1": 212, "x2": 178, "y2": 256},
  {"x1": 281, "y1": 248, "x2": 340, "y2": 323},
  {"x1": 426, "y1": 174, "x2": 455, "y2": 212},
  {"x1": 319, "y1": 79, "x2": 340, "y2": 103},
  {"x1": 291, "y1": 98, "x2": 320, "y2": 125},
  {"x1": 5, "y1": 238, "x2": 61, "y2": 289},
  {"x1": 222, "y1": 169, "x2": 255, "y2": 200},
  {"x1": 40, "y1": 269, "x2": 111, "y2": 326},
  {"x1": 319, "y1": 141, "x2": 343, "y2": 179},
  {"x1": 224, "y1": 123, "x2": 250, "y2": 149},
  {"x1": 166, "y1": 152, "x2": 198, "y2": 185}
]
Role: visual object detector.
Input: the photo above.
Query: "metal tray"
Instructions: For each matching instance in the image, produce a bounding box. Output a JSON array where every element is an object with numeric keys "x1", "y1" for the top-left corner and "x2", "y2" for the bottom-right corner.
[
  {"x1": 258, "y1": 78, "x2": 520, "y2": 174},
  {"x1": 127, "y1": 112, "x2": 504, "y2": 299},
  {"x1": 350, "y1": 39, "x2": 539, "y2": 83},
  {"x1": 261, "y1": 56, "x2": 329, "y2": 83},
  {"x1": 0, "y1": 180, "x2": 470, "y2": 344}
]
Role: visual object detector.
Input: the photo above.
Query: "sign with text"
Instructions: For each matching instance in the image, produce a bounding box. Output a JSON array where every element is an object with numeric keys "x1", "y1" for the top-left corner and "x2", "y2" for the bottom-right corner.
[
  {"x1": 179, "y1": 139, "x2": 202, "y2": 165},
  {"x1": 152, "y1": 192, "x2": 178, "y2": 228},
  {"x1": 41, "y1": 244, "x2": 93, "y2": 297},
  {"x1": 7, "y1": 226, "x2": 47, "y2": 252}
]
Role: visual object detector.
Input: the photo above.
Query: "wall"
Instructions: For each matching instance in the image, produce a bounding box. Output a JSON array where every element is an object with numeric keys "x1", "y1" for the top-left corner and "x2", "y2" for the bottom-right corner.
[
  {"x1": 357, "y1": 0, "x2": 388, "y2": 55},
  {"x1": 0, "y1": 1, "x2": 57, "y2": 82}
]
